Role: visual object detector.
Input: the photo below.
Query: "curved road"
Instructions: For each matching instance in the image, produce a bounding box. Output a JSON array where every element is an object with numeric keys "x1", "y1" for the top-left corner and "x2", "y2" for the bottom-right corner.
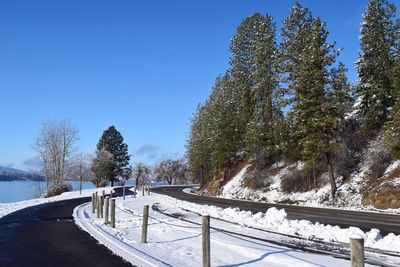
[
  {"x1": 0, "y1": 186, "x2": 398, "y2": 266},
  {"x1": 153, "y1": 186, "x2": 400, "y2": 236},
  {"x1": 0, "y1": 193, "x2": 131, "y2": 267}
]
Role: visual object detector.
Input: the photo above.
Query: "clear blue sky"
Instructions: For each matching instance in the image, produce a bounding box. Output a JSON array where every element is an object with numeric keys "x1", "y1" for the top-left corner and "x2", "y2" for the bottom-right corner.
[{"x1": 0, "y1": 0, "x2": 373, "y2": 170}]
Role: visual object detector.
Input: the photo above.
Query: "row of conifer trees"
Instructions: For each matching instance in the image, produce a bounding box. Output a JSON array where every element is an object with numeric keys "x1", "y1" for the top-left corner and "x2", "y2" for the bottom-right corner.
[{"x1": 186, "y1": 0, "x2": 400, "y2": 197}]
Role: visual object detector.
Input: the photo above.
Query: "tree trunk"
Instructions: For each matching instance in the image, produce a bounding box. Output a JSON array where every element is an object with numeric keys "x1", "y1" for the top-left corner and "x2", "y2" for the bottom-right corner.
[
  {"x1": 326, "y1": 153, "x2": 337, "y2": 199},
  {"x1": 80, "y1": 176, "x2": 82, "y2": 195},
  {"x1": 313, "y1": 168, "x2": 316, "y2": 189}
]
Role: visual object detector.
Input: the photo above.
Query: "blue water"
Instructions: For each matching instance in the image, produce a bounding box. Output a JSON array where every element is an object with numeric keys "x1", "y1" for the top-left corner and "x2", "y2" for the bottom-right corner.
[
  {"x1": 0, "y1": 180, "x2": 162, "y2": 203},
  {"x1": 0, "y1": 181, "x2": 95, "y2": 203}
]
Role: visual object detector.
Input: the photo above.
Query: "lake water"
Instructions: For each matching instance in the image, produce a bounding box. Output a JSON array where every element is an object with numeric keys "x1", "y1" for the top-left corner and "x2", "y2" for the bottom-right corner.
[{"x1": 0, "y1": 180, "x2": 135, "y2": 203}]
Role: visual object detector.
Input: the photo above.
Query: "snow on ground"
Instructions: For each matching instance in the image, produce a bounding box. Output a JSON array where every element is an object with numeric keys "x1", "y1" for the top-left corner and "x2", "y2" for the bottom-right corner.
[
  {"x1": 0, "y1": 187, "x2": 114, "y2": 219},
  {"x1": 74, "y1": 193, "x2": 379, "y2": 267},
  {"x1": 182, "y1": 187, "x2": 198, "y2": 194},
  {"x1": 219, "y1": 163, "x2": 336, "y2": 208},
  {"x1": 217, "y1": 162, "x2": 400, "y2": 214},
  {"x1": 161, "y1": 194, "x2": 400, "y2": 252}
]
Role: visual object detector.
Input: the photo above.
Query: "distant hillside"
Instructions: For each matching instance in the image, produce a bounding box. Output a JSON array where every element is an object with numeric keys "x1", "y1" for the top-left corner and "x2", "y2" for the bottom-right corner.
[
  {"x1": 0, "y1": 166, "x2": 43, "y2": 181},
  {"x1": 0, "y1": 166, "x2": 28, "y2": 175}
]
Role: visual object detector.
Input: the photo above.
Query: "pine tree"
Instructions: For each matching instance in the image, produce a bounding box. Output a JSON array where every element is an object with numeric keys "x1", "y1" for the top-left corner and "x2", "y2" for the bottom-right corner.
[
  {"x1": 243, "y1": 14, "x2": 280, "y2": 167},
  {"x1": 186, "y1": 104, "x2": 213, "y2": 182},
  {"x1": 293, "y1": 18, "x2": 342, "y2": 198},
  {"x1": 208, "y1": 73, "x2": 241, "y2": 169},
  {"x1": 279, "y1": 2, "x2": 315, "y2": 162},
  {"x1": 356, "y1": 0, "x2": 397, "y2": 133},
  {"x1": 327, "y1": 62, "x2": 354, "y2": 120},
  {"x1": 385, "y1": 53, "x2": 400, "y2": 159},
  {"x1": 229, "y1": 13, "x2": 266, "y2": 150},
  {"x1": 229, "y1": 13, "x2": 281, "y2": 167},
  {"x1": 97, "y1": 125, "x2": 131, "y2": 186},
  {"x1": 280, "y1": 1, "x2": 314, "y2": 104}
]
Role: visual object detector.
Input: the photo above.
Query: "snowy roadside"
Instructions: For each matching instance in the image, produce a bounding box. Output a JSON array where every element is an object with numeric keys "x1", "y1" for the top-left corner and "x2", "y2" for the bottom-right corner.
[
  {"x1": 0, "y1": 187, "x2": 114, "y2": 219},
  {"x1": 213, "y1": 163, "x2": 400, "y2": 214},
  {"x1": 73, "y1": 193, "x2": 382, "y2": 267},
  {"x1": 159, "y1": 194, "x2": 400, "y2": 252}
]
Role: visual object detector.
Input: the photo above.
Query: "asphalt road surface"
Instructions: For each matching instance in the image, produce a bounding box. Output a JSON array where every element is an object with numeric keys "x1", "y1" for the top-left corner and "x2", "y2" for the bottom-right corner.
[
  {"x1": 153, "y1": 186, "x2": 400, "y2": 236},
  {"x1": 0, "y1": 194, "x2": 131, "y2": 267}
]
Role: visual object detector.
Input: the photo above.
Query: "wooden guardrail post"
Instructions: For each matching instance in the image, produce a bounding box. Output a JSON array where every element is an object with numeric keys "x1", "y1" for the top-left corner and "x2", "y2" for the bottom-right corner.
[
  {"x1": 134, "y1": 186, "x2": 136, "y2": 198},
  {"x1": 100, "y1": 196, "x2": 104, "y2": 218},
  {"x1": 97, "y1": 195, "x2": 101, "y2": 218},
  {"x1": 123, "y1": 187, "x2": 126, "y2": 200},
  {"x1": 91, "y1": 193, "x2": 95, "y2": 213},
  {"x1": 202, "y1": 215, "x2": 210, "y2": 267},
  {"x1": 110, "y1": 189, "x2": 113, "y2": 199},
  {"x1": 110, "y1": 199, "x2": 116, "y2": 228},
  {"x1": 142, "y1": 186, "x2": 145, "y2": 197},
  {"x1": 141, "y1": 205, "x2": 149, "y2": 243},
  {"x1": 350, "y1": 235, "x2": 364, "y2": 267},
  {"x1": 104, "y1": 197, "x2": 109, "y2": 224},
  {"x1": 148, "y1": 186, "x2": 150, "y2": 196},
  {"x1": 95, "y1": 191, "x2": 98, "y2": 210}
]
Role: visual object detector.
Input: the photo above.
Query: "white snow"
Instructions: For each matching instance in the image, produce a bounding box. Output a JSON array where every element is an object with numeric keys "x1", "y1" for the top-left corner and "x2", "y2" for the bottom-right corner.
[
  {"x1": 0, "y1": 187, "x2": 114, "y2": 219},
  {"x1": 74, "y1": 193, "x2": 382, "y2": 266},
  {"x1": 182, "y1": 187, "x2": 198, "y2": 194},
  {"x1": 216, "y1": 159, "x2": 400, "y2": 214},
  {"x1": 160, "y1": 194, "x2": 400, "y2": 252},
  {"x1": 219, "y1": 163, "x2": 336, "y2": 208}
]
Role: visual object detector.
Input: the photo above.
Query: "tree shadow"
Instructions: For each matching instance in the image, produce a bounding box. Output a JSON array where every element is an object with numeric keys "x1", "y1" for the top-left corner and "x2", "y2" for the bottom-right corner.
[
  {"x1": 218, "y1": 248, "x2": 327, "y2": 267},
  {"x1": 153, "y1": 232, "x2": 202, "y2": 244}
]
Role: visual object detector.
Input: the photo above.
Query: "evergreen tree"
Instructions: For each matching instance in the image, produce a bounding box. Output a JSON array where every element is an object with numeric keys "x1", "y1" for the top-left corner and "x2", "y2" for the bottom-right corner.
[
  {"x1": 292, "y1": 18, "x2": 342, "y2": 198},
  {"x1": 327, "y1": 62, "x2": 354, "y2": 120},
  {"x1": 229, "y1": 13, "x2": 266, "y2": 150},
  {"x1": 279, "y1": 2, "x2": 315, "y2": 162},
  {"x1": 186, "y1": 104, "x2": 213, "y2": 182},
  {"x1": 97, "y1": 125, "x2": 131, "y2": 186},
  {"x1": 208, "y1": 73, "x2": 241, "y2": 169},
  {"x1": 356, "y1": 0, "x2": 397, "y2": 133},
  {"x1": 243, "y1": 14, "x2": 280, "y2": 167},
  {"x1": 280, "y1": 1, "x2": 315, "y2": 104},
  {"x1": 385, "y1": 103, "x2": 400, "y2": 159},
  {"x1": 91, "y1": 149, "x2": 114, "y2": 187},
  {"x1": 229, "y1": 13, "x2": 281, "y2": 166},
  {"x1": 384, "y1": 15, "x2": 400, "y2": 157}
]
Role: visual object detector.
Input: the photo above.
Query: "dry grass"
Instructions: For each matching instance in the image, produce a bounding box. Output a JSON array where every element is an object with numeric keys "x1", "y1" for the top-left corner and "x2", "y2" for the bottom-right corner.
[
  {"x1": 386, "y1": 166, "x2": 400, "y2": 180},
  {"x1": 44, "y1": 183, "x2": 72, "y2": 197}
]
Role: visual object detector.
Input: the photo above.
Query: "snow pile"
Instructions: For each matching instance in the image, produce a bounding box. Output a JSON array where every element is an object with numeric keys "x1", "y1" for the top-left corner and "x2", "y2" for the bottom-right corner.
[
  {"x1": 182, "y1": 187, "x2": 198, "y2": 194},
  {"x1": 74, "y1": 193, "x2": 362, "y2": 267},
  {"x1": 159, "y1": 194, "x2": 400, "y2": 252},
  {"x1": 0, "y1": 187, "x2": 114, "y2": 219}
]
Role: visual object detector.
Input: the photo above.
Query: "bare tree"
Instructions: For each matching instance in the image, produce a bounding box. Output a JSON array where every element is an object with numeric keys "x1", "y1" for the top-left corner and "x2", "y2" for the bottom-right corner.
[
  {"x1": 153, "y1": 158, "x2": 191, "y2": 185},
  {"x1": 71, "y1": 153, "x2": 92, "y2": 194},
  {"x1": 132, "y1": 163, "x2": 151, "y2": 186},
  {"x1": 91, "y1": 149, "x2": 114, "y2": 187},
  {"x1": 33, "y1": 119, "x2": 79, "y2": 188}
]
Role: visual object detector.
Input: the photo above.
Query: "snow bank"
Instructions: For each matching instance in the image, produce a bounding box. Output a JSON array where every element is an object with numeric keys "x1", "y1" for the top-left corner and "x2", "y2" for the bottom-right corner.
[{"x1": 159, "y1": 195, "x2": 400, "y2": 252}]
